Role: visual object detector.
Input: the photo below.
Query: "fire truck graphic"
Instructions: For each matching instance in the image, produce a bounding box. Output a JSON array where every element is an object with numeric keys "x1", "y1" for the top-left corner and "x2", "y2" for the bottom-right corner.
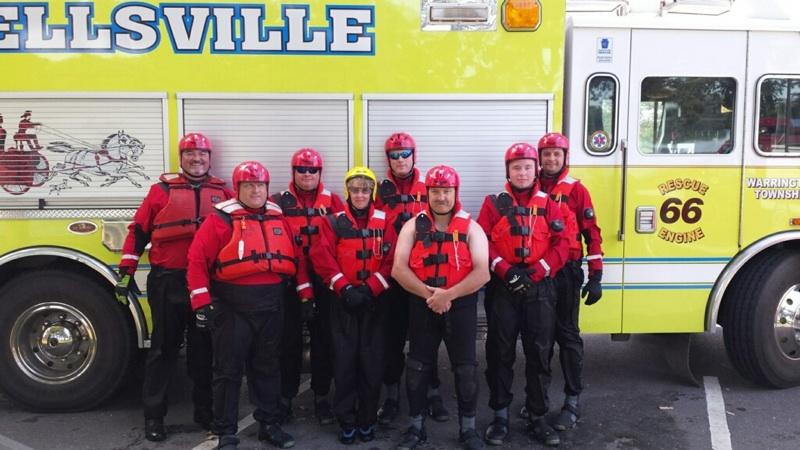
[{"x1": 0, "y1": 111, "x2": 149, "y2": 195}]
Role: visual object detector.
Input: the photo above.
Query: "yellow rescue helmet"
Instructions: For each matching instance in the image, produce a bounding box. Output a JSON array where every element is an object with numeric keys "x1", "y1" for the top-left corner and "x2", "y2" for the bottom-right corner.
[{"x1": 344, "y1": 166, "x2": 377, "y2": 200}]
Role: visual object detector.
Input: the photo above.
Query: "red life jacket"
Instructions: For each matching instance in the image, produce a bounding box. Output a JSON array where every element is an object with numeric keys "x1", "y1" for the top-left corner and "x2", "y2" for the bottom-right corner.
[
  {"x1": 151, "y1": 173, "x2": 227, "y2": 242},
  {"x1": 214, "y1": 200, "x2": 297, "y2": 281},
  {"x1": 409, "y1": 208, "x2": 472, "y2": 288},
  {"x1": 379, "y1": 169, "x2": 428, "y2": 233},
  {"x1": 548, "y1": 176, "x2": 582, "y2": 255},
  {"x1": 273, "y1": 184, "x2": 333, "y2": 254},
  {"x1": 489, "y1": 187, "x2": 551, "y2": 266},
  {"x1": 329, "y1": 207, "x2": 388, "y2": 286}
]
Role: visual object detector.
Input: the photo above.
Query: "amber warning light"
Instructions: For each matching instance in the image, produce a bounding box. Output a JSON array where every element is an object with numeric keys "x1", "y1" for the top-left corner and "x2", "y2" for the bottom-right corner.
[{"x1": 502, "y1": 0, "x2": 542, "y2": 31}]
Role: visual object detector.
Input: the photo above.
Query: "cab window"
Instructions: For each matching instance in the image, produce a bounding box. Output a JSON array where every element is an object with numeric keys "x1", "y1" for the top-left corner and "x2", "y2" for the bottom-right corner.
[
  {"x1": 639, "y1": 77, "x2": 736, "y2": 155},
  {"x1": 585, "y1": 74, "x2": 618, "y2": 154},
  {"x1": 756, "y1": 77, "x2": 800, "y2": 155}
]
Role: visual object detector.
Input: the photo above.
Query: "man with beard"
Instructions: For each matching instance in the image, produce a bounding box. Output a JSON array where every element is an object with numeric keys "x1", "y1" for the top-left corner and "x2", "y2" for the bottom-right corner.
[
  {"x1": 115, "y1": 133, "x2": 233, "y2": 441},
  {"x1": 537, "y1": 132, "x2": 604, "y2": 432}
]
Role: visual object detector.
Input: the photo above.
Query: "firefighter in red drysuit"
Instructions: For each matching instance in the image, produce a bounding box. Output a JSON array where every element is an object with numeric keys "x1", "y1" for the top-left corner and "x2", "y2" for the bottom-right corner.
[
  {"x1": 310, "y1": 166, "x2": 397, "y2": 445},
  {"x1": 271, "y1": 148, "x2": 344, "y2": 426},
  {"x1": 375, "y1": 132, "x2": 449, "y2": 425},
  {"x1": 186, "y1": 161, "x2": 313, "y2": 450},
  {"x1": 537, "y1": 132, "x2": 603, "y2": 432},
  {"x1": 392, "y1": 165, "x2": 490, "y2": 450},
  {"x1": 114, "y1": 133, "x2": 232, "y2": 442},
  {"x1": 478, "y1": 143, "x2": 569, "y2": 447}
]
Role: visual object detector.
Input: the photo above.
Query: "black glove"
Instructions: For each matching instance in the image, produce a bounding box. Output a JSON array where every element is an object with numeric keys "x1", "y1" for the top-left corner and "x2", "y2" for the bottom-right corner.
[
  {"x1": 114, "y1": 268, "x2": 141, "y2": 306},
  {"x1": 300, "y1": 299, "x2": 316, "y2": 322},
  {"x1": 342, "y1": 285, "x2": 368, "y2": 312},
  {"x1": 582, "y1": 272, "x2": 603, "y2": 305},
  {"x1": 355, "y1": 285, "x2": 377, "y2": 312},
  {"x1": 195, "y1": 304, "x2": 218, "y2": 330},
  {"x1": 504, "y1": 266, "x2": 534, "y2": 295}
]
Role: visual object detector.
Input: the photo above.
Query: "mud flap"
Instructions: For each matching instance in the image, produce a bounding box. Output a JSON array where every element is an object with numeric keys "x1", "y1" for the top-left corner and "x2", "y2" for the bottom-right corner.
[{"x1": 651, "y1": 333, "x2": 700, "y2": 387}]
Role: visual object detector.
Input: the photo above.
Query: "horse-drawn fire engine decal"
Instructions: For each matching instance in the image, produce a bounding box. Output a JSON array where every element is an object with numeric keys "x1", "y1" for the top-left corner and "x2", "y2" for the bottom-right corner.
[{"x1": 0, "y1": 111, "x2": 149, "y2": 195}]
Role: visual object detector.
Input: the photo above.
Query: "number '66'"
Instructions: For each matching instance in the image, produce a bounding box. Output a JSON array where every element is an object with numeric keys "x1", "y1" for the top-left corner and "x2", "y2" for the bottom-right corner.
[{"x1": 660, "y1": 197, "x2": 704, "y2": 224}]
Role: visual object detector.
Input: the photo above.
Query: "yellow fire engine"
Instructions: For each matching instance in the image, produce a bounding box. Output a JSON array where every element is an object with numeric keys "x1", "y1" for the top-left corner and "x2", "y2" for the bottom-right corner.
[{"x1": 0, "y1": 0, "x2": 797, "y2": 411}]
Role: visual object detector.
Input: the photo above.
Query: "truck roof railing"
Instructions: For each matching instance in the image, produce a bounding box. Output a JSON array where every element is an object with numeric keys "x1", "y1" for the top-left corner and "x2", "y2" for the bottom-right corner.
[{"x1": 566, "y1": 0, "x2": 735, "y2": 17}]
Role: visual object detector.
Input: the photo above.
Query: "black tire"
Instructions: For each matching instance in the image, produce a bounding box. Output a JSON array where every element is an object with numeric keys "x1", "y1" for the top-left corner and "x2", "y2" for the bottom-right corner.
[
  {"x1": 0, "y1": 270, "x2": 133, "y2": 411},
  {"x1": 721, "y1": 249, "x2": 800, "y2": 388}
]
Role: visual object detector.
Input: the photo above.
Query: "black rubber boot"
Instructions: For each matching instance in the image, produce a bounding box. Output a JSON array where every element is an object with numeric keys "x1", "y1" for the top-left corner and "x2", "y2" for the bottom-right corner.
[
  {"x1": 484, "y1": 416, "x2": 509, "y2": 446},
  {"x1": 378, "y1": 398, "x2": 400, "y2": 425},
  {"x1": 396, "y1": 425, "x2": 427, "y2": 450},
  {"x1": 216, "y1": 434, "x2": 239, "y2": 450},
  {"x1": 258, "y1": 422, "x2": 295, "y2": 448},
  {"x1": 459, "y1": 428, "x2": 486, "y2": 450},
  {"x1": 339, "y1": 427, "x2": 356, "y2": 445},
  {"x1": 358, "y1": 425, "x2": 376, "y2": 442},
  {"x1": 144, "y1": 418, "x2": 166, "y2": 442},
  {"x1": 552, "y1": 397, "x2": 580, "y2": 431},
  {"x1": 426, "y1": 395, "x2": 450, "y2": 422},
  {"x1": 528, "y1": 417, "x2": 560, "y2": 447}
]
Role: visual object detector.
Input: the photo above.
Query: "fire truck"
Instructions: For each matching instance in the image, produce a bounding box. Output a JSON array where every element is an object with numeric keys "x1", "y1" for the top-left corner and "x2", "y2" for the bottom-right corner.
[{"x1": 0, "y1": 0, "x2": 798, "y2": 411}]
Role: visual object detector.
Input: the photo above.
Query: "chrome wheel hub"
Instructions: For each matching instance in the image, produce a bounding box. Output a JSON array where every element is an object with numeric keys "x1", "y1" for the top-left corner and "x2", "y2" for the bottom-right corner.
[
  {"x1": 773, "y1": 284, "x2": 800, "y2": 360},
  {"x1": 10, "y1": 302, "x2": 97, "y2": 384}
]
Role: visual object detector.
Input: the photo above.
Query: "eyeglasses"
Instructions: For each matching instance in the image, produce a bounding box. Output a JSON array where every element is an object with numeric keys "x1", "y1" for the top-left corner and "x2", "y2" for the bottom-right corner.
[
  {"x1": 294, "y1": 167, "x2": 320, "y2": 174},
  {"x1": 348, "y1": 187, "x2": 372, "y2": 196},
  {"x1": 387, "y1": 150, "x2": 413, "y2": 160}
]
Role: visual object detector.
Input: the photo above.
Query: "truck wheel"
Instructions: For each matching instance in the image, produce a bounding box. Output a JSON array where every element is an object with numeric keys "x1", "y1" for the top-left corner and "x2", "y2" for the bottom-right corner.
[
  {"x1": 722, "y1": 249, "x2": 800, "y2": 388},
  {"x1": 0, "y1": 270, "x2": 133, "y2": 411}
]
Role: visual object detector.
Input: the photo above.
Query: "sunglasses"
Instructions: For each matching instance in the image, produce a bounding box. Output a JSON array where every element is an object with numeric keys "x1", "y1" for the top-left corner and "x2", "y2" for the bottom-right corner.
[
  {"x1": 387, "y1": 150, "x2": 413, "y2": 160},
  {"x1": 294, "y1": 167, "x2": 320, "y2": 174}
]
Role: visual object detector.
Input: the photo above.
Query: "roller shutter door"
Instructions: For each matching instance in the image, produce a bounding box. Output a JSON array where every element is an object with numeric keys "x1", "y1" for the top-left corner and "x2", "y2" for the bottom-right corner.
[
  {"x1": 180, "y1": 95, "x2": 352, "y2": 197},
  {"x1": 365, "y1": 95, "x2": 552, "y2": 216}
]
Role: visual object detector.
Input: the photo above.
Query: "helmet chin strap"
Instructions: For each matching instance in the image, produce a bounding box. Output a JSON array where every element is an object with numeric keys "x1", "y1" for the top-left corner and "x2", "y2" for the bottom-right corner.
[{"x1": 347, "y1": 198, "x2": 371, "y2": 217}]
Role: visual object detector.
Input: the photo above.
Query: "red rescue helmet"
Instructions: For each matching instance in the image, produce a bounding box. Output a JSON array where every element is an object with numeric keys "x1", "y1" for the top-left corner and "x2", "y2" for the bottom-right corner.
[
  {"x1": 385, "y1": 132, "x2": 417, "y2": 163},
  {"x1": 504, "y1": 142, "x2": 538, "y2": 178},
  {"x1": 291, "y1": 147, "x2": 323, "y2": 169},
  {"x1": 538, "y1": 132, "x2": 569, "y2": 157},
  {"x1": 425, "y1": 165, "x2": 461, "y2": 213},
  {"x1": 232, "y1": 161, "x2": 269, "y2": 194},
  {"x1": 179, "y1": 133, "x2": 212, "y2": 153},
  {"x1": 425, "y1": 165, "x2": 460, "y2": 189}
]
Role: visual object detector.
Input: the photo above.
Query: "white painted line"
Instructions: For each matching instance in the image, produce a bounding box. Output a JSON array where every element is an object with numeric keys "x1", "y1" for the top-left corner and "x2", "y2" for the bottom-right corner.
[
  {"x1": 0, "y1": 433, "x2": 37, "y2": 450},
  {"x1": 191, "y1": 378, "x2": 311, "y2": 450},
  {"x1": 703, "y1": 376, "x2": 733, "y2": 450}
]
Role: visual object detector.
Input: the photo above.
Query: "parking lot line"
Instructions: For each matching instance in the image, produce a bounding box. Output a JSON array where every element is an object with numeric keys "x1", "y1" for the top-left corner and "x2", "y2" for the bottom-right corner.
[
  {"x1": 704, "y1": 376, "x2": 732, "y2": 450},
  {"x1": 0, "y1": 433, "x2": 37, "y2": 450},
  {"x1": 191, "y1": 378, "x2": 311, "y2": 450}
]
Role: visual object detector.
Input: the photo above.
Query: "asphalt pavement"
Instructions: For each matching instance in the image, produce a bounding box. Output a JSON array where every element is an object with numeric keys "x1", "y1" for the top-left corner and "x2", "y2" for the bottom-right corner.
[{"x1": 1, "y1": 328, "x2": 799, "y2": 450}]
